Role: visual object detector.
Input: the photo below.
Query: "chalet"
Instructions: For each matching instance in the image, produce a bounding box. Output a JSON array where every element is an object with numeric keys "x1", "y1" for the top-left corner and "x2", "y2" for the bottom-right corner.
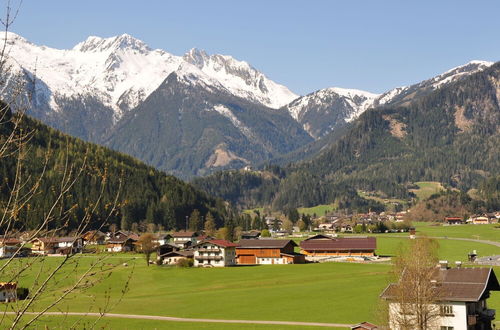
[
  {"x1": 31, "y1": 237, "x2": 84, "y2": 255},
  {"x1": 241, "y1": 230, "x2": 261, "y2": 239},
  {"x1": 317, "y1": 223, "x2": 336, "y2": 232},
  {"x1": 236, "y1": 239, "x2": 305, "y2": 265},
  {"x1": 106, "y1": 237, "x2": 136, "y2": 252},
  {"x1": 350, "y1": 322, "x2": 378, "y2": 330},
  {"x1": 468, "y1": 216, "x2": 490, "y2": 225},
  {"x1": 0, "y1": 282, "x2": 17, "y2": 302},
  {"x1": 160, "y1": 250, "x2": 194, "y2": 265},
  {"x1": 193, "y1": 240, "x2": 238, "y2": 267},
  {"x1": 156, "y1": 243, "x2": 180, "y2": 263},
  {"x1": 299, "y1": 235, "x2": 376, "y2": 261},
  {"x1": 82, "y1": 230, "x2": 106, "y2": 245},
  {"x1": 444, "y1": 217, "x2": 463, "y2": 225},
  {"x1": 153, "y1": 233, "x2": 173, "y2": 246},
  {"x1": 0, "y1": 238, "x2": 21, "y2": 258},
  {"x1": 381, "y1": 263, "x2": 500, "y2": 330},
  {"x1": 171, "y1": 231, "x2": 200, "y2": 248}
]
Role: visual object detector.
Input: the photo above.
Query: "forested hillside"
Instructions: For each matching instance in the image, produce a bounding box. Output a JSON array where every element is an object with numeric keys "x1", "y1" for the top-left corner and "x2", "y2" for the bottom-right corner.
[
  {"x1": 194, "y1": 62, "x2": 500, "y2": 211},
  {"x1": 0, "y1": 106, "x2": 230, "y2": 232}
]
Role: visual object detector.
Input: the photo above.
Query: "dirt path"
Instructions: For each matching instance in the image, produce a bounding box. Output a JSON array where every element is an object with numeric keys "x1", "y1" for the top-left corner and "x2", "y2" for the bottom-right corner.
[{"x1": 8, "y1": 312, "x2": 352, "y2": 328}]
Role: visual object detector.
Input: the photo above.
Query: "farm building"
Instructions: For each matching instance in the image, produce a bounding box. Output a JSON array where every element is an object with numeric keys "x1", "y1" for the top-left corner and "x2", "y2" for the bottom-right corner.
[
  {"x1": 444, "y1": 217, "x2": 463, "y2": 225},
  {"x1": 381, "y1": 264, "x2": 500, "y2": 330},
  {"x1": 299, "y1": 235, "x2": 376, "y2": 261},
  {"x1": 350, "y1": 322, "x2": 378, "y2": 329},
  {"x1": 193, "y1": 240, "x2": 238, "y2": 267},
  {"x1": 236, "y1": 239, "x2": 305, "y2": 265}
]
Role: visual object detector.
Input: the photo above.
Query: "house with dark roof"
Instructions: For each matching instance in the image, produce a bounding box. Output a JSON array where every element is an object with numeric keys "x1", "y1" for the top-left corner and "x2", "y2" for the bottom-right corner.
[
  {"x1": 172, "y1": 231, "x2": 200, "y2": 248},
  {"x1": 160, "y1": 250, "x2": 194, "y2": 265},
  {"x1": 0, "y1": 238, "x2": 22, "y2": 258},
  {"x1": 82, "y1": 230, "x2": 106, "y2": 245},
  {"x1": 193, "y1": 240, "x2": 239, "y2": 267},
  {"x1": 236, "y1": 239, "x2": 305, "y2": 265},
  {"x1": 241, "y1": 230, "x2": 261, "y2": 239},
  {"x1": 105, "y1": 231, "x2": 138, "y2": 252},
  {"x1": 299, "y1": 235, "x2": 376, "y2": 261},
  {"x1": 444, "y1": 217, "x2": 464, "y2": 225},
  {"x1": 380, "y1": 263, "x2": 500, "y2": 330}
]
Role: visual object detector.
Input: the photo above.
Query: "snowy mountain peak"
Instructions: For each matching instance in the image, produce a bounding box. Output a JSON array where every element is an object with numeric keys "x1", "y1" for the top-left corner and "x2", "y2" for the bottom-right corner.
[
  {"x1": 183, "y1": 48, "x2": 298, "y2": 108},
  {"x1": 73, "y1": 33, "x2": 151, "y2": 54}
]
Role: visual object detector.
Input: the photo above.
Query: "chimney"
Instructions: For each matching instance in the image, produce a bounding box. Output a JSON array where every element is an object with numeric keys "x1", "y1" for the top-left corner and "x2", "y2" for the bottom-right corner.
[
  {"x1": 439, "y1": 260, "x2": 448, "y2": 269},
  {"x1": 455, "y1": 261, "x2": 462, "y2": 268}
]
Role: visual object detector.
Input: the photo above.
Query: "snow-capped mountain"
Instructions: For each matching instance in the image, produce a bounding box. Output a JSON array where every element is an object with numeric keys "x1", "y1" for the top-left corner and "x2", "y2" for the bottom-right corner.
[
  {"x1": 105, "y1": 67, "x2": 312, "y2": 178},
  {"x1": 284, "y1": 60, "x2": 494, "y2": 140},
  {"x1": 374, "y1": 60, "x2": 494, "y2": 106},
  {"x1": 183, "y1": 48, "x2": 297, "y2": 109},
  {"x1": 1, "y1": 32, "x2": 297, "y2": 142},
  {"x1": 284, "y1": 87, "x2": 379, "y2": 139}
]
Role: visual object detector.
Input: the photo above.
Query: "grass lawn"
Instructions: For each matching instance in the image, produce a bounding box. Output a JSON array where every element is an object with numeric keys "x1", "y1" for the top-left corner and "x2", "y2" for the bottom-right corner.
[
  {"x1": 410, "y1": 222, "x2": 500, "y2": 242},
  {"x1": 409, "y1": 181, "x2": 444, "y2": 200},
  {"x1": 298, "y1": 204, "x2": 336, "y2": 217},
  {"x1": 374, "y1": 236, "x2": 500, "y2": 261}
]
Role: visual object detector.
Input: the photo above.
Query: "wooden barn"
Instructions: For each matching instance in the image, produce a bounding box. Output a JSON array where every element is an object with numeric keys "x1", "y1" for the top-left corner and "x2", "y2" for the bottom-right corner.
[
  {"x1": 236, "y1": 239, "x2": 305, "y2": 265},
  {"x1": 299, "y1": 235, "x2": 376, "y2": 259}
]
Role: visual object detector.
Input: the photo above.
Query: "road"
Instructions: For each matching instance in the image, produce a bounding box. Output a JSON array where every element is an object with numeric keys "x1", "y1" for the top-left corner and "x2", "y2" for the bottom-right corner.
[{"x1": 6, "y1": 312, "x2": 352, "y2": 328}]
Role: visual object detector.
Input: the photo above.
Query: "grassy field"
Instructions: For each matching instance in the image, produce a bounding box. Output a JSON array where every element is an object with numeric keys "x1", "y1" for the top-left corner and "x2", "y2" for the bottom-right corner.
[
  {"x1": 410, "y1": 222, "x2": 500, "y2": 241},
  {"x1": 409, "y1": 181, "x2": 445, "y2": 200},
  {"x1": 1, "y1": 224, "x2": 499, "y2": 329},
  {"x1": 374, "y1": 236, "x2": 500, "y2": 260},
  {"x1": 298, "y1": 204, "x2": 336, "y2": 216}
]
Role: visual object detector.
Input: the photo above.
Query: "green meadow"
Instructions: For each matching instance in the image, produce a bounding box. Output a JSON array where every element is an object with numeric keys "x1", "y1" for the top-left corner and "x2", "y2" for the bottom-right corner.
[
  {"x1": 411, "y1": 222, "x2": 500, "y2": 241},
  {"x1": 1, "y1": 227, "x2": 499, "y2": 329},
  {"x1": 298, "y1": 204, "x2": 336, "y2": 216},
  {"x1": 409, "y1": 181, "x2": 445, "y2": 200}
]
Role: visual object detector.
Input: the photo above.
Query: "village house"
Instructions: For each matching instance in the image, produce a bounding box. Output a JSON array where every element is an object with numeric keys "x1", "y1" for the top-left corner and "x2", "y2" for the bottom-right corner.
[
  {"x1": 152, "y1": 233, "x2": 173, "y2": 246},
  {"x1": 444, "y1": 217, "x2": 464, "y2": 225},
  {"x1": 236, "y1": 239, "x2": 305, "y2": 265},
  {"x1": 0, "y1": 282, "x2": 17, "y2": 302},
  {"x1": 82, "y1": 230, "x2": 106, "y2": 245},
  {"x1": 0, "y1": 238, "x2": 21, "y2": 258},
  {"x1": 381, "y1": 263, "x2": 500, "y2": 330},
  {"x1": 467, "y1": 215, "x2": 490, "y2": 225},
  {"x1": 156, "y1": 243, "x2": 180, "y2": 263},
  {"x1": 31, "y1": 237, "x2": 84, "y2": 255},
  {"x1": 171, "y1": 231, "x2": 200, "y2": 248},
  {"x1": 299, "y1": 235, "x2": 376, "y2": 261},
  {"x1": 106, "y1": 237, "x2": 136, "y2": 252},
  {"x1": 193, "y1": 240, "x2": 238, "y2": 267},
  {"x1": 160, "y1": 250, "x2": 194, "y2": 265}
]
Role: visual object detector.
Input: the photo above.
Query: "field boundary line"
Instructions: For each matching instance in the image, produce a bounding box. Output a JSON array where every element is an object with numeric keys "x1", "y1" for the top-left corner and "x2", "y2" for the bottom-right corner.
[{"x1": 5, "y1": 312, "x2": 352, "y2": 328}]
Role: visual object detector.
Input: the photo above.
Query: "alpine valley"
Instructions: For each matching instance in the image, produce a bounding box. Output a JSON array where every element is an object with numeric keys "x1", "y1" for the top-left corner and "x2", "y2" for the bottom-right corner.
[{"x1": 2, "y1": 32, "x2": 499, "y2": 210}]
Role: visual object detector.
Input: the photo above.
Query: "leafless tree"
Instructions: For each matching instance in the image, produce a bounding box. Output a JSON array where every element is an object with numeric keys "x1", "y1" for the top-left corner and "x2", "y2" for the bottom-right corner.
[
  {"x1": 382, "y1": 237, "x2": 442, "y2": 330},
  {"x1": 136, "y1": 233, "x2": 158, "y2": 266},
  {"x1": 0, "y1": 1, "x2": 133, "y2": 328}
]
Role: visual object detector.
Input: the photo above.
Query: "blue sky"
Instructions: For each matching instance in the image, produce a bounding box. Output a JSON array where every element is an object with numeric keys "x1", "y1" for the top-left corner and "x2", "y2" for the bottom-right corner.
[{"x1": 9, "y1": 0, "x2": 500, "y2": 95}]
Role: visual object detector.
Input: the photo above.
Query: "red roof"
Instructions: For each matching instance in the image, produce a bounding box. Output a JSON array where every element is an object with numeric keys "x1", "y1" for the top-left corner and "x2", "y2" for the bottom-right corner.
[
  {"x1": 206, "y1": 239, "x2": 239, "y2": 248},
  {"x1": 300, "y1": 236, "x2": 376, "y2": 251},
  {"x1": 444, "y1": 217, "x2": 462, "y2": 221}
]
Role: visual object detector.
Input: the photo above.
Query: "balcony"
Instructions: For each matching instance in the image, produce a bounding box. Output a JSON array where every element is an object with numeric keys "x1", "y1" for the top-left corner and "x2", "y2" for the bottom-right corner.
[
  {"x1": 196, "y1": 248, "x2": 221, "y2": 253},
  {"x1": 195, "y1": 255, "x2": 222, "y2": 261}
]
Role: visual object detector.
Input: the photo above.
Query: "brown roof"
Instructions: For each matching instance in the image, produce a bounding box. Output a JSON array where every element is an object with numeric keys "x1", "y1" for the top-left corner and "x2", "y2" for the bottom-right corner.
[
  {"x1": 300, "y1": 237, "x2": 376, "y2": 251},
  {"x1": 160, "y1": 250, "x2": 194, "y2": 258},
  {"x1": 237, "y1": 239, "x2": 297, "y2": 249},
  {"x1": 351, "y1": 322, "x2": 378, "y2": 329},
  {"x1": 205, "y1": 240, "x2": 239, "y2": 248},
  {"x1": 34, "y1": 237, "x2": 80, "y2": 244},
  {"x1": 381, "y1": 267, "x2": 500, "y2": 302},
  {"x1": 0, "y1": 238, "x2": 21, "y2": 245}
]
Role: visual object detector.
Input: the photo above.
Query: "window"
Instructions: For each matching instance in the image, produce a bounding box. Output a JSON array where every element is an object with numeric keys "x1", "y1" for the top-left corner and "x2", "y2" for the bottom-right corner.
[
  {"x1": 440, "y1": 327, "x2": 453, "y2": 330},
  {"x1": 440, "y1": 305, "x2": 454, "y2": 316}
]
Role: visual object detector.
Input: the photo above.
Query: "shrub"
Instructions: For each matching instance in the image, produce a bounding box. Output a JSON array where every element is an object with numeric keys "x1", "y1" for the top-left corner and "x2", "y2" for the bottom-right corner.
[
  {"x1": 176, "y1": 258, "x2": 193, "y2": 268},
  {"x1": 16, "y1": 287, "x2": 29, "y2": 300}
]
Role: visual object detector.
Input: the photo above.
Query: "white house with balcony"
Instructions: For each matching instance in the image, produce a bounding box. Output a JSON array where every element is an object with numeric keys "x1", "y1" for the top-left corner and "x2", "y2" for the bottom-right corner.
[
  {"x1": 193, "y1": 240, "x2": 238, "y2": 267},
  {"x1": 381, "y1": 262, "x2": 499, "y2": 330}
]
